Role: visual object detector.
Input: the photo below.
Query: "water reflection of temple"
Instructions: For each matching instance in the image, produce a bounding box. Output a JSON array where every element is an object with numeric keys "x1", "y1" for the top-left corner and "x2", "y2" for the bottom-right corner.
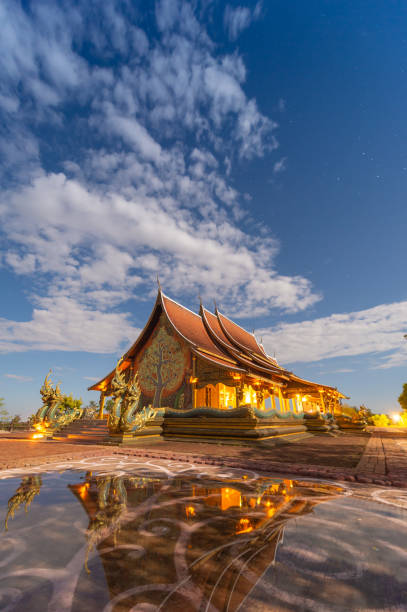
[{"x1": 69, "y1": 472, "x2": 342, "y2": 611}]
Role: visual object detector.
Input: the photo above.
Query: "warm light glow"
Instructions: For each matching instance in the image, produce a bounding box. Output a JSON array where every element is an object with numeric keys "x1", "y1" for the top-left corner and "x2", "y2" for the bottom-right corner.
[
  {"x1": 78, "y1": 483, "x2": 89, "y2": 497},
  {"x1": 32, "y1": 433, "x2": 44, "y2": 439},
  {"x1": 267, "y1": 507, "x2": 276, "y2": 518},
  {"x1": 189, "y1": 376, "x2": 198, "y2": 383},
  {"x1": 236, "y1": 517, "x2": 253, "y2": 534},
  {"x1": 185, "y1": 505, "x2": 196, "y2": 518},
  {"x1": 221, "y1": 487, "x2": 242, "y2": 510},
  {"x1": 302, "y1": 396, "x2": 307, "y2": 402},
  {"x1": 232, "y1": 374, "x2": 241, "y2": 380},
  {"x1": 391, "y1": 413, "x2": 401, "y2": 423}
]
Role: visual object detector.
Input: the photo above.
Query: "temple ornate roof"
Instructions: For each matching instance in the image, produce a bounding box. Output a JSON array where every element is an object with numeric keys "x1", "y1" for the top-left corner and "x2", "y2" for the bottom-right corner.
[{"x1": 88, "y1": 288, "x2": 344, "y2": 398}]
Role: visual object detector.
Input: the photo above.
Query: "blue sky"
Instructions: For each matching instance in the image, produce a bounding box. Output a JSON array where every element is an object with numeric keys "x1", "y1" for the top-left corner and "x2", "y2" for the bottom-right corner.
[{"x1": 1, "y1": 0, "x2": 406, "y2": 417}]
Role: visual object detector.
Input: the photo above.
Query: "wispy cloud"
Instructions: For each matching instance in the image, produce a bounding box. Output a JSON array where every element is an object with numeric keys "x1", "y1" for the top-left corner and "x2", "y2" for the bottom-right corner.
[
  {"x1": 83, "y1": 376, "x2": 100, "y2": 382},
  {"x1": 224, "y1": 3, "x2": 262, "y2": 41},
  {"x1": 4, "y1": 374, "x2": 33, "y2": 382},
  {"x1": 260, "y1": 300, "x2": 407, "y2": 369},
  {"x1": 273, "y1": 157, "x2": 287, "y2": 175},
  {"x1": 0, "y1": 0, "x2": 320, "y2": 354}
]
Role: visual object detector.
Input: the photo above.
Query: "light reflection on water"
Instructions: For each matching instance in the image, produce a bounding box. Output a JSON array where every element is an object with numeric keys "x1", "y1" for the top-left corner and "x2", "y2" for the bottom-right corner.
[{"x1": 0, "y1": 460, "x2": 406, "y2": 612}]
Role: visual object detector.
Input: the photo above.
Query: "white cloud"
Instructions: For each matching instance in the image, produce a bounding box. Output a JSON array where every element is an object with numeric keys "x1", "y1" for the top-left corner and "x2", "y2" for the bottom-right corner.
[
  {"x1": 0, "y1": 1, "x2": 322, "y2": 355},
  {"x1": 0, "y1": 296, "x2": 139, "y2": 354},
  {"x1": 1, "y1": 171, "x2": 320, "y2": 319},
  {"x1": 273, "y1": 157, "x2": 287, "y2": 175},
  {"x1": 259, "y1": 301, "x2": 407, "y2": 369},
  {"x1": 4, "y1": 374, "x2": 33, "y2": 382},
  {"x1": 224, "y1": 3, "x2": 262, "y2": 41}
]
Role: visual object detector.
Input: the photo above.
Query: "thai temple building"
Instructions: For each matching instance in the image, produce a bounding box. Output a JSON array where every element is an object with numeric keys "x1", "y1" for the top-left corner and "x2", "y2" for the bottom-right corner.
[{"x1": 89, "y1": 288, "x2": 346, "y2": 443}]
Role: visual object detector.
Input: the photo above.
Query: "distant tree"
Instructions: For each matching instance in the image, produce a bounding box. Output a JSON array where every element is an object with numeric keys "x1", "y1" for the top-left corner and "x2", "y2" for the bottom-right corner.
[
  {"x1": 398, "y1": 383, "x2": 407, "y2": 413},
  {"x1": 340, "y1": 404, "x2": 359, "y2": 418},
  {"x1": 371, "y1": 414, "x2": 391, "y2": 427},
  {"x1": 82, "y1": 400, "x2": 98, "y2": 418},
  {"x1": 105, "y1": 398, "x2": 115, "y2": 414},
  {"x1": 0, "y1": 407, "x2": 10, "y2": 423},
  {"x1": 9, "y1": 415, "x2": 21, "y2": 430},
  {"x1": 0, "y1": 397, "x2": 4, "y2": 408},
  {"x1": 358, "y1": 405, "x2": 373, "y2": 424},
  {"x1": 59, "y1": 394, "x2": 83, "y2": 412}
]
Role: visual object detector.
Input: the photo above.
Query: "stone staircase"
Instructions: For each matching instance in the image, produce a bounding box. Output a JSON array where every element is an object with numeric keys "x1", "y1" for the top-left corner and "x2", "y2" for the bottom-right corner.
[{"x1": 53, "y1": 418, "x2": 110, "y2": 444}]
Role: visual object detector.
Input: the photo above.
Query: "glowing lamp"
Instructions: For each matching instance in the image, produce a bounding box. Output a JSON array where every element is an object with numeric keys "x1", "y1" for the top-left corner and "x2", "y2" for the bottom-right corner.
[
  {"x1": 185, "y1": 505, "x2": 196, "y2": 518},
  {"x1": 189, "y1": 376, "x2": 198, "y2": 383}
]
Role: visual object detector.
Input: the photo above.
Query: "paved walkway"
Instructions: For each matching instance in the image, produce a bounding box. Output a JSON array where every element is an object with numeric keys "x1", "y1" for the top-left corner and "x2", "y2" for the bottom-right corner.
[{"x1": 0, "y1": 431, "x2": 406, "y2": 487}]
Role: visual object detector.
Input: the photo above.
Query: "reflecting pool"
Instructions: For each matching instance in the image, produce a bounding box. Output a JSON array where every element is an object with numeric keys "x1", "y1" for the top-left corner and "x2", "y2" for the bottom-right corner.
[{"x1": 0, "y1": 456, "x2": 407, "y2": 611}]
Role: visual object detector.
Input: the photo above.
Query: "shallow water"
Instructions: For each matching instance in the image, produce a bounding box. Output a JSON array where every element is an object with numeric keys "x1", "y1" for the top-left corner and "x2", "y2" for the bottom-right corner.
[{"x1": 0, "y1": 456, "x2": 406, "y2": 612}]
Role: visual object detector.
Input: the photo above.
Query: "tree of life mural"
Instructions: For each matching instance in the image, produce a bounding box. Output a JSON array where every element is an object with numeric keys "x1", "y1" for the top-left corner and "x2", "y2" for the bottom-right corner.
[{"x1": 138, "y1": 325, "x2": 187, "y2": 407}]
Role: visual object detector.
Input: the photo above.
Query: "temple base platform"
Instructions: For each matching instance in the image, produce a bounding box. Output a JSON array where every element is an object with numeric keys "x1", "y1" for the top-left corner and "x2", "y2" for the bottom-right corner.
[
  {"x1": 303, "y1": 413, "x2": 342, "y2": 435},
  {"x1": 107, "y1": 417, "x2": 164, "y2": 445},
  {"x1": 336, "y1": 417, "x2": 367, "y2": 433},
  {"x1": 161, "y1": 406, "x2": 310, "y2": 445}
]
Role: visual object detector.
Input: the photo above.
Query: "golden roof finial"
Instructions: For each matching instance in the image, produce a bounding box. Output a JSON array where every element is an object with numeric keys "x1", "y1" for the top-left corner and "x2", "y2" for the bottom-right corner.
[{"x1": 156, "y1": 274, "x2": 161, "y2": 291}]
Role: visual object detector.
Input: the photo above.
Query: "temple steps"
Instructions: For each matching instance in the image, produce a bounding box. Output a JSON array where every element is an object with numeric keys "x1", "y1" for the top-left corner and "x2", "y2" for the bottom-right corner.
[{"x1": 53, "y1": 418, "x2": 110, "y2": 444}]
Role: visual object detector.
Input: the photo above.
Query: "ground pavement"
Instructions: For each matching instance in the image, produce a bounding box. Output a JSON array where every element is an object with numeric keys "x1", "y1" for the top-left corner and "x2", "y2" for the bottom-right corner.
[{"x1": 0, "y1": 431, "x2": 406, "y2": 487}]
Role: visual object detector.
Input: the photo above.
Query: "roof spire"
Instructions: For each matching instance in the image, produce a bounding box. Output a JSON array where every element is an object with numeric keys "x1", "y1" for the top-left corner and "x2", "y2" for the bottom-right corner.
[
  {"x1": 156, "y1": 274, "x2": 161, "y2": 291},
  {"x1": 214, "y1": 298, "x2": 218, "y2": 313}
]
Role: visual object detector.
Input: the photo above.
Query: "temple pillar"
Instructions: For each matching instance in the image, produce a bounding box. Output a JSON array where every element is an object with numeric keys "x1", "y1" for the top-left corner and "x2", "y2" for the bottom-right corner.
[
  {"x1": 278, "y1": 388, "x2": 285, "y2": 413},
  {"x1": 271, "y1": 393, "x2": 276, "y2": 411},
  {"x1": 98, "y1": 392, "x2": 105, "y2": 420},
  {"x1": 191, "y1": 356, "x2": 197, "y2": 409},
  {"x1": 319, "y1": 390, "x2": 327, "y2": 415}
]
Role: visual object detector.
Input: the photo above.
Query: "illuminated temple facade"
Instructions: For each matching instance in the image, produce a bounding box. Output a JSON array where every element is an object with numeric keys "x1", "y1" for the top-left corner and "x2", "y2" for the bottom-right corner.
[{"x1": 89, "y1": 289, "x2": 345, "y2": 441}]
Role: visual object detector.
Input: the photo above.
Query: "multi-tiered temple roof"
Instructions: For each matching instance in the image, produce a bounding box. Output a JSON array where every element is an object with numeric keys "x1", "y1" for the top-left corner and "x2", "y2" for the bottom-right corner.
[{"x1": 89, "y1": 289, "x2": 344, "y2": 401}]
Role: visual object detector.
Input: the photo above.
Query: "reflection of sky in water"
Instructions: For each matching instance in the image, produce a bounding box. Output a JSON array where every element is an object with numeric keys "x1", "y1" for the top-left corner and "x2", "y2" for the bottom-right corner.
[{"x1": 0, "y1": 458, "x2": 406, "y2": 612}]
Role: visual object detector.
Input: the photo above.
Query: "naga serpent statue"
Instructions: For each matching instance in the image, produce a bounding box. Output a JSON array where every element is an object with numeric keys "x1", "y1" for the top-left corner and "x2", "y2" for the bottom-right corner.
[
  {"x1": 32, "y1": 371, "x2": 63, "y2": 431},
  {"x1": 107, "y1": 359, "x2": 128, "y2": 431},
  {"x1": 32, "y1": 371, "x2": 83, "y2": 434},
  {"x1": 108, "y1": 367, "x2": 163, "y2": 434}
]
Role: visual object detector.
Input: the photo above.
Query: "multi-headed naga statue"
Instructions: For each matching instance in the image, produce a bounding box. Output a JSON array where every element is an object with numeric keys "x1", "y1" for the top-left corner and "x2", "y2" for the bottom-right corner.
[
  {"x1": 118, "y1": 373, "x2": 142, "y2": 432},
  {"x1": 108, "y1": 359, "x2": 128, "y2": 430},
  {"x1": 32, "y1": 371, "x2": 63, "y2": 428}
]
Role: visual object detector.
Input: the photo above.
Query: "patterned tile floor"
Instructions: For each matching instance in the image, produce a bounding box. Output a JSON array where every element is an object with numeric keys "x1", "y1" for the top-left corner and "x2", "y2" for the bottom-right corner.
[{"x1": 0, "y1": 456, "x2": 406, "y2": 611}]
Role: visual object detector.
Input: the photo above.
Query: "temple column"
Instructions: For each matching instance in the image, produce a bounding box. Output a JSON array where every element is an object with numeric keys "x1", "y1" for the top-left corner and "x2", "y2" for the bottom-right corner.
[
  {"x1": 98, "y1": 392, "x2": 105, "y2": 420},
  {"x1": 271, "y1": 393, "x2": 276, "y2": 411},
  {"x1": 319, "y1": 390, "x2": 327, "y2": 415},
  {"x1": 191, "y1": 356, "x2": 197, "y2": 409},
  {"x1": 278, "y1": 388, "x2": 285, "y2": 413}
]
